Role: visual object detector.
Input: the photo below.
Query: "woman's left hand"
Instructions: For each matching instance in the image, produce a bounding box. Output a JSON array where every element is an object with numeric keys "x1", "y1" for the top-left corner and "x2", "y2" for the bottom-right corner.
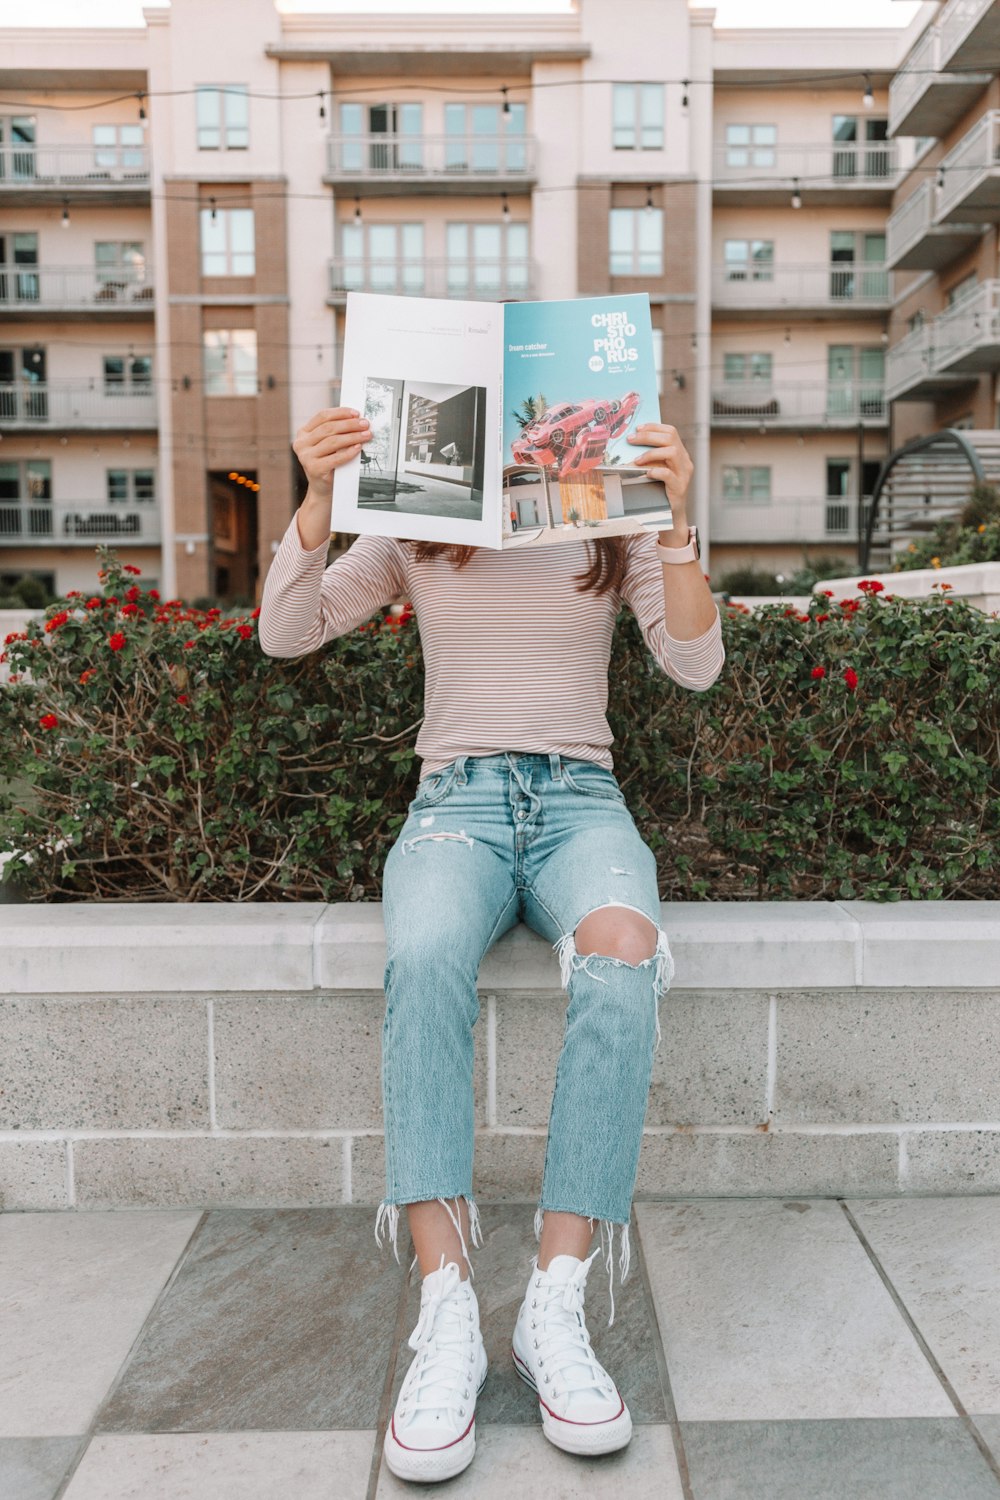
[{"x1": 626, "y1": 423, "x2": 693, "y2": 512}]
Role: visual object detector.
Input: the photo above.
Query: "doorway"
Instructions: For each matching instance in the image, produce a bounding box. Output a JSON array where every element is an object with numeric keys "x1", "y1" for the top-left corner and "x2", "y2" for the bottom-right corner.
[{"x1": 208, "y1": 470, "x2": 258, "y2": 605}]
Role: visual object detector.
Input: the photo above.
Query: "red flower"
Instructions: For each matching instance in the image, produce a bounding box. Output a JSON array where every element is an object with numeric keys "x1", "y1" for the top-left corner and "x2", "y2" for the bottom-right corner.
[
  {"x1": 85, "y1": 597, "x2": 103, "y2": 610},
  {"x1": 857, "y1": 579, "x2": 885, "y2": 595},
  {"x1": 105, "y1": 595, "x2": 119, "y2": 605},
  {"x1": 250, "y1": 606, "x2": 261, "y2": 619},
  {"x1": 820, "y1": 590, "x2": 835, "y2": 598},
  {"x1": 236, "y1": 623, "x2": 254, "y2": 639},
  {"x1": 938, "y1": 582, "x2": 954, "y2": 592},
  {"x1": 783, "y1": 607, "x2": 799, "y2": 618},
  {"x1": 4, "y1": 631, "x2": 21, "y2": 645},
  {"x1": 108, "y1": 632, "x2": 126, "y2": 652},
  {"x1": 125, "y1": 585, "x2": 141, "y2": 603},
  {"x1": 65, "y1": 589, "x2": 81, "y2": 598},
  {"x1": 120, "y1": 603, "x2": 139, "y2": 617},
  {"x1": 811, "y1": 665, "x2": 826, "y2": 680},
  {"x1": 44, "y1": 611, "x2": 69, "y2": 633},
  {"x1": 176, "y1": 693, "x2": 189, "y2": 705},
  {"x1": 815, "y1": 613, "x2": 830, "y2": 623},
  {"x1": 206, "y1": 607, "x2": 222, "y2": 617},
  {"x1": 123, "y1": 564, "x2": 142, "y2": 575},
  {"x1": 183, "y1": 639, "x2": 196, "y2": 649},
  {"x1": 843, "y1": 666, "x2": 858, "y2": 691},
  {"x1": 147, "y1": 589, "x2": 160, "y2": 601},
  {"x1": 39, "y1": 712, "x2": 59, "y2": 730},
  {"x1": 79, "y1": 668, "x2": 96, "y2": 684}
]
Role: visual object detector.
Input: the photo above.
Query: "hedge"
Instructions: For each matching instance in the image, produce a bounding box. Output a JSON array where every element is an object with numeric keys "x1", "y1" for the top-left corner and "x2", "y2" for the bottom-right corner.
[{"x1": 1, "y1": 550, "x2": 999, "y2": 902}]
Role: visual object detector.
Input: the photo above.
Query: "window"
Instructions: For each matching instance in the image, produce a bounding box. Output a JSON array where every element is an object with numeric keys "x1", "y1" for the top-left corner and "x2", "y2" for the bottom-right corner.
[
  {"x1": 832, "y1": 115, "x2": 890, "y2": 180},
  {"x1": 196, "y1": 85, "x2": 249, "y2": 150},
  {"x1": 907, "y1": 309, "x2": 926, "y2": 333},
  {"x1": 946, "y1": 271, "x2": 978, "y2": 308},
  {"x1": 103, "y1": 355, "x2": 152, "y2": 393},
  {"x1": 612, "y1": 84, "x2": 664, "y2": 150},
  {"x1": 724, "y1": 239, "x2": 774, "y2": 282},
  {"x1": 200, "y1": 208, "x2": 255, "y2": 275},
  {"x1": 827, "y1": 345, "x2": 886, "y2": 419},
  {"x1": 95, "y1": 241, "x2": 146, "y2": 288},
  {"x1": 203, "y1": 330, "x2": 257, "y2": 396},
  {"x1": 107, "y1": 469, "x2": 156, "y2": 504},
  {"x1": 722, "y1": 465, "x2": 771, "y2": 502},
  {"x1": 446, "y1": 222, "x2": 529, "y2": 296},
  {"x1": 92, "y1": 123, "x2": 145, "y2": 171},
  {"x1": 725, "y1": 123, "x2": 776, "y2": 169},
  {"x1": 723, "y1": 352, "x2": 773, "y2": 383},
  {"x1": 338, "y1": 102, "x2": 424, "y2": 172},
  {"x1": 0, "y1": 457, "x2": 51, "y2": 540},
  {"x1": 830, "y1": 230, "x2": 888, "y2": 300},
  {"x1": 337, "y1": 222, "x2": 425, "y2": 294},
  {"x1": 0, "y1": 115, "x2": 37, "y2": 181},
  {"x1": 609, "y1": 207, "x2": 663, "y2": 275},
  {"x1": 444, "y1": 103, "x2": 527, "y2": 173}
]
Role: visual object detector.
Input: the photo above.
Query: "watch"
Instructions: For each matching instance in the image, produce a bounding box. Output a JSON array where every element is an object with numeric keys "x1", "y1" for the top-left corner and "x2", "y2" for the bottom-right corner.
[{"x1": 656, "y1": 525, "x2": 700, "y2": 564}]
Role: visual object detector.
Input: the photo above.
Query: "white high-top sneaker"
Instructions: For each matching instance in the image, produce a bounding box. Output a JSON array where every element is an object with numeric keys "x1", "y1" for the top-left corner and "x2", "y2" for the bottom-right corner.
[
  {"x1": 511, "y1": 1249, "x2": 632, "y2": 1456},
  {"x1": 383, "y1": 1258, "x2": 489, "y2": 1483}
]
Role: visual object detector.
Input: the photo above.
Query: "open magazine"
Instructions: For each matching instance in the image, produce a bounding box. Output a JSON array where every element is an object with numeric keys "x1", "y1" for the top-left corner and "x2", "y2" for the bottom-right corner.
[{"x1": 332, "y1": 290, "x2": 673, "y2": 550}]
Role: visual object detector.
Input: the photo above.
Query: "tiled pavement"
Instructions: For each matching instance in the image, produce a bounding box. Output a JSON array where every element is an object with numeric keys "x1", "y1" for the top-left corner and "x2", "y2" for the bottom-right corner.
[{"x1": 3, "y1": 1199, "x2": 1000, "y2": 1500}]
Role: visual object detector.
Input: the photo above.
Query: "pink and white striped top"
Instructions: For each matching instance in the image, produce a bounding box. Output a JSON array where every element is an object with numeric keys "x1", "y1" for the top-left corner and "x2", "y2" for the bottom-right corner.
[{"x1": 257, "y1": 514, "x2": 725, "y2": 776}]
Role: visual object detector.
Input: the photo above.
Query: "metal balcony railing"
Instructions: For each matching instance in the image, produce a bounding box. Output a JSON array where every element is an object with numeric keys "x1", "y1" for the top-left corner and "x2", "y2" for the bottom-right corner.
[
  {"x1": 326, "y1": 133, "x2": 536, "y2": 181},
  {"x1": 889, "y1": 24, "x2": 942, "y2": 136},
  {"x1": 0, "y1": 499, "x2": 160, "y2": 545},
  {"x1": 937, "y1": 0, "x2": 999, "y2": 69},
  {"x1": 0, "y1": 265, "x2": 154, "y2": 312},
  {"x1": 0, "y1": 143, "x2": 150, "y2": 187},
  {"x1": 933, "y1": 278, "x2": 1000, "y2": 370},
  {"x1": 937, "y1": 110, "x2": 1000, "y2": 221},
  {"x1": 0, "y1": 382, "x2": 157, "y2": 429},
  {"x1": 886, "y1": 181, "x2": 936, "y2": 267},
  {"x1": 328, "y1": 257, "x2": 535, "y2": 301},
  {"x1": 710, "y1": 495, "x2": 875, "y2": 543},
  {"x1": 713, "y1": 139, "x2": 897, "y2": 190},
  {"x1": 711, "y1": 261, "x2": 889, "y2": 311},
  {"x1": 711, "y1": 381, "x2": 888, "y2": 426}
]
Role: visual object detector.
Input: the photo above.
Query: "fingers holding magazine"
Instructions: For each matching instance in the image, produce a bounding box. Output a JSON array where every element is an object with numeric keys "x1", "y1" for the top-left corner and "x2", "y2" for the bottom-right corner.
[{"x1": 293, "y1": 407, "x2": 372, "y2": 496}]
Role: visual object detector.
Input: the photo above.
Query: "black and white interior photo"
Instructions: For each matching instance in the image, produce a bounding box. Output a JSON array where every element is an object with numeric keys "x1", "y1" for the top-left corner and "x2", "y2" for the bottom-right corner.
[{"x1": 359, "y1": 377, "x2": 487, "y2": 521}]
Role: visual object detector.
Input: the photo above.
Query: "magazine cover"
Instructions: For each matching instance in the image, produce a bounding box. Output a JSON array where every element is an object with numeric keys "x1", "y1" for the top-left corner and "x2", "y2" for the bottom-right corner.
[{"x1": 332, "y1": 290, "x2": 672, "y2": 550}]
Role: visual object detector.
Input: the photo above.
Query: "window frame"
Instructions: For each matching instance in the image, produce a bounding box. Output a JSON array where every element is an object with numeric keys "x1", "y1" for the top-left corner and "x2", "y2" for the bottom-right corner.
[
  {"x1": 202, "y1": 328, "x2": 258, "y2": 397},
  {"x1": 196, "y1": 85, "x2": 249, "y2": 151},
  {"x1": 609, "y1": 206, "x2": 664, "y2": 276},
  {"x1": 199, "y1": 206, "x2": 256, "y2": 277},
  {"x1": 612, "y1": 82, "x2": 665, "y2": 151}
]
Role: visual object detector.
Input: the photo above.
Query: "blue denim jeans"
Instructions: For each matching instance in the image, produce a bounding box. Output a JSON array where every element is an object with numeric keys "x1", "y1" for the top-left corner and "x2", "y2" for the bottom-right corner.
[{"x1": 373, "y1": 751, "x2": 675, "y2": 1320}]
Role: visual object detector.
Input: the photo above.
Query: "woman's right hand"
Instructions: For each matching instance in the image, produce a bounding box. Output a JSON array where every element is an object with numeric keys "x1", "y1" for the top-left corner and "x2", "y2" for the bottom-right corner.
[{"x1": 293, "y1": 407, "x2": 371, "y2": 497}]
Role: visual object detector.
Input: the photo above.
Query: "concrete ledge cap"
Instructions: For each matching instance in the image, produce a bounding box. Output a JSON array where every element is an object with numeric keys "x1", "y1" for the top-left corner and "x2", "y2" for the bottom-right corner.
[{"x1": 2, "y1": 899, "x2": 999, "y2": 995}]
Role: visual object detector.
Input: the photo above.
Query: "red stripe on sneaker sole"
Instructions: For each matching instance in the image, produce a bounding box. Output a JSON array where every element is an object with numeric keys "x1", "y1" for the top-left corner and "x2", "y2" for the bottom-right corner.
[{"x1": 511, "y1": 1347, "x2": 625, "y2": 1426}]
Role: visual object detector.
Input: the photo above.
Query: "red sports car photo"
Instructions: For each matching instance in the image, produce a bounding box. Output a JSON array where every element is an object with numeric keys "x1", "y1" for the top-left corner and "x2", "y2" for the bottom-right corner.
[{"x1": 510, "y1": 391, "x2": 643, "y2": 480}]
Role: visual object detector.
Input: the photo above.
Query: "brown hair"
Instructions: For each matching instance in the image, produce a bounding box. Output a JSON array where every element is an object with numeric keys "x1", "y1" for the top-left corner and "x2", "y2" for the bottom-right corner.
[{"x1": 410, "y1": 537, "x2": 628, "y2": 595}]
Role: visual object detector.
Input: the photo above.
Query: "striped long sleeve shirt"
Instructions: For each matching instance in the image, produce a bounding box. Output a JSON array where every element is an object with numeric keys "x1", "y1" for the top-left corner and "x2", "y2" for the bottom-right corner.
[{"x1": 257, "y1": 514, "x2": 725, "y2": 776}]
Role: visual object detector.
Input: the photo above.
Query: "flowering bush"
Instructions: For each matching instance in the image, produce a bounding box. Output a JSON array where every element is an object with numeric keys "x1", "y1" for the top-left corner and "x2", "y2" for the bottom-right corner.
[
  {"x1": 2, "y1": 549, "x2": 999, "y2": 901},
  {"x1": 892, "y1": 481, "x2": 1000, "y2": 572}
]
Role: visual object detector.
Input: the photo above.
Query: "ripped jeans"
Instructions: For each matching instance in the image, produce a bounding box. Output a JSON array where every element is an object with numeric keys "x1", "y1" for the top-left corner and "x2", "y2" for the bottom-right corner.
[{"x1": 374, "y1": 751, "x2": 674, "y2": 1323}]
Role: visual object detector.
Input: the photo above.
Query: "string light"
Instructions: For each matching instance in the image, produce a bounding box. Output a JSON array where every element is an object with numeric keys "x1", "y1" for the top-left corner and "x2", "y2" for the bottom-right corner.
[
  {"x1": 317, "y1": 90, "x2": 326, "y2": 122},
  {"x1": 136, "y1": 92, "x2": 147, "y2": 127},
  {"x1": 937, "y1": 163, "x2": 946, "y2": 189},
  {"x1": 501, "y1": 191, "x2": 510, "y2": 222},
  {"x1": 791, "y1": 177, "x2": 802, "y2": 209},
  {"x1": 353, "y1": 196, "x2": 362, "y2": 222},
  {"x1": 645, "y1": 184, "x2": 654, "y2": 214},
  {"x1": 681, "y1": 79, "x2": 689, "y2": 109},
  {"x1": 863, "y1": 73, "x2": 874, "y2": 110},
  {"x1": 501, "y1": 85, "x2": 511, "y2": 118},
  {"x1": 209, "y1": 196, "x2": 217, "y2": 221},
  {"x1": 60, "y1": 198, "x2": 70, "y2": 228}
]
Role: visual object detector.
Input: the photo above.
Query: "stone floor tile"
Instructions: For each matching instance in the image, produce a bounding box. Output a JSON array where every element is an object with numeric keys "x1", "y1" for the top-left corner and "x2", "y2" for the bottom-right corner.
[
  {"x1": 847, "y1": 1196, "x2": 1000, "y2": 1415},
  {"x1": 374, "y1": 1422, "x2": 683, "y2": 1498},
  {"x1": 0, "y1": 1211, "x2": 202, "y2": 1437},
  {"x1": 61, "y1": 1431, "x2": 375, "y2": 1500},
  {"x1": 98, "y1": 1207, "x2": 406, "y2": 1432},
  {"x1": 636, "y1": 1199, "x2": 953, "y2": 1421},
  {"x1": 680, "y1": 1418, "x2": 1000, "y2": 1500},
  {"x1": 0, "y1": 1437, "x2": 80, "y2": 1500},
  {"x1": 388, "y1": 1203, "x2": 667, "y2": 1428},
  {"x1": 974, "y1": 1414, "x2": 1000, "y2": 1457}
]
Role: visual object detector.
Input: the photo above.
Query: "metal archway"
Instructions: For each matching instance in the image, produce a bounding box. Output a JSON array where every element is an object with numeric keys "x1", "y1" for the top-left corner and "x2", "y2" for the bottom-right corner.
[{"x1": 861, "y1": 428, "x2": 1000, "y2": 570}]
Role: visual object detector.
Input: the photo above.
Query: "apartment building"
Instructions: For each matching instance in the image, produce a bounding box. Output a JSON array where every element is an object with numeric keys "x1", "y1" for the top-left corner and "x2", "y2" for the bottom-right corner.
[{"x1": 0, "y1": 0, "x2": 955, "y2": 601}]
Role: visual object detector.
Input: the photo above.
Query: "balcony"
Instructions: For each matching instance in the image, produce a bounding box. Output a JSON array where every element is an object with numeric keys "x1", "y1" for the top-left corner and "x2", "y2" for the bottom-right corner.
[
  {"x1": 713, "y1": 141, "x2": 898, "y2": 207},
  {"x1": 0, "y1": 382, "x2": 157, "y2": 431},
  {"x1": 327, "y1": 257, "x2": 535, "y2": 302},
  {"x1": 711, "y1": 261, "x2": 889, "y2": 320},
  {"x1": 888, "y1": 24, "x2": 991, "y2": 139},
  {"x1": 885, "y1": 321, "x2": 977, "y2": 401},
  {"x1": 885, "y1": 180, "x2": 983, "y2": 271},
  {"x1": 710, "y1": 495, "x2": 873, "y2": 545},
  {"x1": 710, "y1": 381, "x2": 888, "y2": 429},
  {"x1": 932, "y1": 279, "x2": 1000, "y2": 373},
  {"x1": 0, "y1": 265, "x2": 155, "y2": 320},
  {"x1": 937, "y1": 0, "x2": 1000, "y2": 73},
  {"x1": 324, "y1": 134, "x2": 536, "y2": 196},
  {"x1": 936, "y1": 110, "x2": 1000, "y2": 224},
  {"x1": 0, "y1": 143, "x2": 151, "y2": 204},
  {"x1": 0, "y1": 499, "x2": 160, "y2": 547}
]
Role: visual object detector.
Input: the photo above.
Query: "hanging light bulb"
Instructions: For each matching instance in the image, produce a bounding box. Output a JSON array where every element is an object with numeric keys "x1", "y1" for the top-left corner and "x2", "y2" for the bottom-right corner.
[
  {"x1": 937, "y1": 163, "x2": 946, "y2": 190},
  {"x1": 863, "y1": 73, "x2": 874, "y2": 111},
  {"x1": 318, "y1": 90, "x2": 326, "y2": 122},
  {"x1": 690, "y1": 331, "x2": 697, "y2": 350},
  {"x1": 681, "y1": 79, "x2": 689, "y2": 109},
  {"x1": 501, "y1": 191, "x2": 510, "y2": 222},
  {"x1": 61, "y1": 198, "x2": 70, "y2": 228},
  {"x1": 501, "y1": 85, "x2": 511, "y2": 119},
  {"x1": 209, "y1": 196, "x2": 217, "y2": 221},
  {"x1": 137, "y1": 92, "x2": 147, "y2": 129},
  {"x1": 784, "y1": 327, "x2": 791, "y2": 346},
  {"x1": 354, "y1": 196, "x2": 362, "y2": 223},
  {"x1": 791, "y1": 178, "x2": 802, "y2": 209},
  {"x1": 645, "y1": 184, "x2": 654, "y2": 214}
]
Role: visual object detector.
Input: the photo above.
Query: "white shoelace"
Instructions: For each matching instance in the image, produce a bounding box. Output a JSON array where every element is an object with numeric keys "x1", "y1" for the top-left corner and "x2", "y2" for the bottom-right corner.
[
  {"x1": 527, "y1": 1251, "x2": 617, "y2": 1403},
  {"x1": 398, "y1": 1261, "x2": 480, "y2": 1426}
]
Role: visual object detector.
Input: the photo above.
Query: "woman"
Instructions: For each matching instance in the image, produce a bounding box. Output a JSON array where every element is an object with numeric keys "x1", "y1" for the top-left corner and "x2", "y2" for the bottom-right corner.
[{"x1": 258, "y1": 406, "x2": 724, "y2": 1484}]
